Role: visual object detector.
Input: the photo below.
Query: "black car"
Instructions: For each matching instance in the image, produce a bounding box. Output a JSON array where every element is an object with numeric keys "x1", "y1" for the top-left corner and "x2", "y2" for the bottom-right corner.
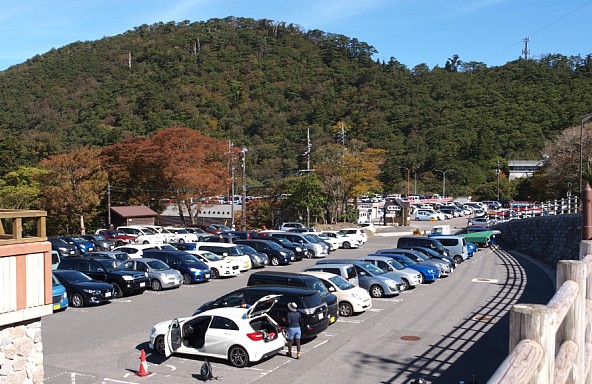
[
  {"x1": 258, "y1": 236, "x2": 306, "y2": 261},
  {"x1": 234, "y1": 239, "x2": 294, "y2": 266},
  {"x1": 235, "y1": 244, "x2": 269, "y2": 268},
  {"x1": 192, "y1": 285, "x2": 329, "y2": 339},
  {"x1": 48, "y1": 237, "x2": 79, "y2": 257},
  {"x1": 57, "y1": 257, "x2": 148, "y2": 297},
  {"x1": 52, "y1": 269, "x2": 115, "y2": 307},
  {"x1": 247, "y1": 271, "x2": 339, "y2": 325},
  {"x1": 81, "y1": 234, "x2": 115, "y2": 251}
]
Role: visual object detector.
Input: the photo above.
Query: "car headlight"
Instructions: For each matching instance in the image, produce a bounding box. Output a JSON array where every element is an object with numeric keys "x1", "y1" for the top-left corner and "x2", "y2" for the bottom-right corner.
[
  {"x1": 122, "y1": 275, "x2": 133, "y2": 281},
  {"x1": 351, "y1": 292, "x2": 361, "y2": 300},
  {"x1": 295, "y1": 247, "x2": 302, "y2": 252},
  {"x1": 428, "y1": 269, "x2": 436, "y2": 274},
  {"x1": 62, "y1": 292, "x2": 68, "y2": 299},
  {"x1": 386, "y1": 280, "x2": 398, "y2": 288},
  {"x1": 159, "y1": 272, "x2": 167, "y2": 277},
  {"x1": 190, "y1": 268, "x2": 202, "y2": 274},
  {"x1": 83, "y1": 289, "x2": 99, "y2": 294},
  {"x1": 280, "y1": 251, "x2": 287, "y2": 256}
]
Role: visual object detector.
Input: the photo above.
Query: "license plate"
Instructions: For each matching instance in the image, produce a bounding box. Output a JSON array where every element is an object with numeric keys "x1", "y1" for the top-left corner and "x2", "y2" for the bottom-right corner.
[
  {"x1": 205, "y1": 274, "x2": 210, "y2": 279},
  {"x1": 319, "y1": 312, "x2": 324, "y2": 319},
  {"x1": 70, "y1": 251, "x2": 75, "y2": 255},
  {"x1": 53, "y1": 304, "x2": 60, "y2": 310},
  {"x1": 139, "y1": 282, "x2": 145, "y2": 287},
  {"x1": 330, "y1": 316, "x2": 336, "y2": 324}
]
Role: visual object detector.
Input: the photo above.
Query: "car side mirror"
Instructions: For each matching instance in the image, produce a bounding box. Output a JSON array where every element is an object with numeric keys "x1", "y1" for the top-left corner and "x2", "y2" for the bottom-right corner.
[{"x1": 328, "y1": 286, "x2": 336, "y2": 292}]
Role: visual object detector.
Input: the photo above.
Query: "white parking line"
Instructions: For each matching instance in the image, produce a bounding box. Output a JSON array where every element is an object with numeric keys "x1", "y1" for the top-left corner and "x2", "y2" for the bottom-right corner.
[
  {"x1": 366, "y1": 308, "x2": 384, "y2": 312},
  {"x1": 337, "y1": 319, "x2": 362, "y2": 324}
]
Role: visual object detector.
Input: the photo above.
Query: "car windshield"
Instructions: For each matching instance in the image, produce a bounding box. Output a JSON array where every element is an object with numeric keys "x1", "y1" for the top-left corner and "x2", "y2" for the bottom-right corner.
[
  {"x1": 159, "y1": 244, "x2": 177, "y2": 250},
  {"x1": 238, "y1": 245, "x2": 256, "y2": 253},
  {"x1": 174, "y1": 229, "x2": 189, "y2": 234},
  {"x1": 216, "y1": 224, "x2": 231, "y2": 231},
  {"x1": 200, "y1": 252, "x2": 223, "y2": 261},
  {"x1": 109, "y1": 230, "x2": 128, "y2": 237},
  {"x1": 397, "y1": 255, "x2": 418, "y2": 266},
  {"x1": 177, "y1": 253, "x2": 201, "y2": 262},
  {"x1": 91, "y1": 235, "x2": 106, "y2": 241},
  {"x1": 142, "y1": 227, "x2": 158, "y2": 235},
  {"x1": 328, "y1": 275, "x2": 354, "y2": 290},
  {"x1": 275, "y1": 238, "x2": 293, "y2": 247},
  {"x1": 68, "y1": 236, "x2": 86, "y2": 242},
  {"x1": 265, "y1": 241, "x2": 283, "y2": 250},
  {"x1": 226, "y1": 246, "x2": 244, "y2": 256},
  {"x1": 417, "y1": 247, "x2": 439, "y2": 257},
  {"x1": 310, "y1": 280, "x2": 329, "y2": 296},
  {"x1": 316, "y1": 234, "x2": 329, "y2": 240},
  {"x1": 57, "y1": 270, "x2": 93, "y2": 283},
  {"x1": 386, "y1": 259, "x2": 406, "y2": 270},
  {"x1": 97, "y1": 259, "x2": 120, "y2": 271},
  {"x1": 408, "y1": 252, "x2": 428, "y2": 261},
  {"x1": 303, "y1": 235, "x2": 319, "y2": 243},
  {"x1": 360, "y1": 262, "x2": 385, "y2": 275},
  {"x1": 146, "y1": 260, "x2": 169, "y2": 270}
]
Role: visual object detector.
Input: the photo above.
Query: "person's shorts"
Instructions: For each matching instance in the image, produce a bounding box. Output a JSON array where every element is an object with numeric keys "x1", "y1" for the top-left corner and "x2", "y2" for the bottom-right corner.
[{"x1": 287, "y1": 326, "x2": 301, "y2": 340}]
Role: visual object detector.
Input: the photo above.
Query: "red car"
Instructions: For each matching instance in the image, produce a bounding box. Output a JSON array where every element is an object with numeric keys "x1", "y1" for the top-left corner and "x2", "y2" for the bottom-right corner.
[{"x1": 96, "y1": 229, "x2": 137, "y2": 246}]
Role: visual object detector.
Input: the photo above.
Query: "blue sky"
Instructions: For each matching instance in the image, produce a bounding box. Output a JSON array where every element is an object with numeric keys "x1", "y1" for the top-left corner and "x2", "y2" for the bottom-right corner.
[{"x1": 1, "y1": 0, "x2": 591, "y2": 71}]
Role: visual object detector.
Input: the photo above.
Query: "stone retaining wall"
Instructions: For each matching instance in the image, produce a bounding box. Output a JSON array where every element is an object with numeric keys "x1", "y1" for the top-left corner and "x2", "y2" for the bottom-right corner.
[
  {"x1": 0, "y1": 319, "x2": 43, "y2": 384},
  {"x1": 492, "y1": 214, "x2": 581, "y2": 268}
]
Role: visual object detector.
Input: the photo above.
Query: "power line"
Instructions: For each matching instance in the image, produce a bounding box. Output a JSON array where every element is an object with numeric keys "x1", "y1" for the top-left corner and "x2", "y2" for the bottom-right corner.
[{"x1": 485, "y1": 0, "x2": 592, "y2": 63}]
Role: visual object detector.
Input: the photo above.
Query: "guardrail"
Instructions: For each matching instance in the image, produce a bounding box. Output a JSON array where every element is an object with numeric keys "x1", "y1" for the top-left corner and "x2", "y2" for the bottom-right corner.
[
  {"x1": 488, "y1": 196, "x2": 580, "y2": 221},
  {"x1": 488, "y1": 255, "x2": 592, "y2": 384},
  {"x1": 0, "y1": 209, "x2": 47, "y2": 245}
]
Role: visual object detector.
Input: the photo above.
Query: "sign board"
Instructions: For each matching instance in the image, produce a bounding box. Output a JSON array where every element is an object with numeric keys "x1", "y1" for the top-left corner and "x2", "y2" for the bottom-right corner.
[
  {"x1": 386, "y1": 205, "x2": 401, "y2": 211},
  {"x1": 385, "y1": 213, "x2": 398, "y2": 217}
]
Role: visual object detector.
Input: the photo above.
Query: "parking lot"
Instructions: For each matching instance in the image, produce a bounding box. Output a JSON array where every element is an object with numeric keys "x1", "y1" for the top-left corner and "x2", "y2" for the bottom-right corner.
[{"x1": 41, "y1": 220, "x2": 555, "y2": 384}]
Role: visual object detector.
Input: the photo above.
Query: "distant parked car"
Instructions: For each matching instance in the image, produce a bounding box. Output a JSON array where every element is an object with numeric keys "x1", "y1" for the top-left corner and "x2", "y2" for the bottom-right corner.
[
  {"x1": 86, "y1": 251, "x2": 130, "y2": 263},
  {"x1": 53, "y1": 269, "x2": 115, "y2": 307},
  {"x1": 142, "y1": 249, "x2": 211, "y2": 284},
  {"x1": 119, "y1": 258, "x2": 183, "y2": 291},
  {"x1": 81, "y1": 234, "x2": 115, "y2": 251},
  {"x1": 112, "y1": 244, "x2": 157, "y2": 258},
  {"x1": 415, "y1": 210, "x2": 440, "y2": 221},
  {"x1": 258, "y1": 236, "x2": 306, "y2": 261},
  {"x1": 321, "y1": 231, "x2": 359, "y2": 249},
  {"x1": 60, "y1": 236, "x2": 96, "y2": 254},
  {"x1": 235, "y1": 244, "x2": 269, "y2": 268},
  {"x1": 163, "y1": 227, "x2": 199, "y2": 243},
  {"x1": 358, "y1": 255, "x2": 422, "y2": 290},
  {"x1": 234, "y1": 239, "x2": 294, "y2": 266},
  {"x1": 339, "y1": 228, "x2": 368, "y2": 245},
  {"x1": 278, "y1": 222, "x2": 306, "y2": 231},
  {"x1": 48, "y1": 237, "x2": 79, "y2": 257},
  {"x1": 95, "y1": 229, "x2": 137, "y2": 246},
  {"x1": 185, "y1": 250, "x2": 242, "y2": 279}
]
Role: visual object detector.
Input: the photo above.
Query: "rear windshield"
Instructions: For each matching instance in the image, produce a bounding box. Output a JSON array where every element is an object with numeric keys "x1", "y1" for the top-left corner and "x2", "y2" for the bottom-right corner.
[{"x1": 301, "y1": 293, "x2": 324, "y2": 308}]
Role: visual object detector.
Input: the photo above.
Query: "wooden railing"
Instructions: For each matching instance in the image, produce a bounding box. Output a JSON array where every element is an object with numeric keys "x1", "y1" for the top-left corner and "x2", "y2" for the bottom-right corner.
[
  {"x1": 0, "y1": 209, "x2": 47, "y2": 245},
  {"x1": 488, "y1": 255, "x2": 592, "y2": 384}
]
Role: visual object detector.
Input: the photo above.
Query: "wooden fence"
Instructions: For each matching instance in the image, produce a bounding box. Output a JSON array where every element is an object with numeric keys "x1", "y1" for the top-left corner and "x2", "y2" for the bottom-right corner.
[{"x1": 488, "y1": 255, "x2": 592, "y2": 384}]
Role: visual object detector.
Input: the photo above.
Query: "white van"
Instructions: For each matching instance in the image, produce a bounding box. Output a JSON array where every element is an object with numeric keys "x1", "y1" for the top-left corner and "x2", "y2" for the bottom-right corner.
[
  {"x1": 117, "y1": 226, "x2": 164, "y2": 245},
  {"x1": 429, "y1": 235, "x2": 468, "y2": 262}
]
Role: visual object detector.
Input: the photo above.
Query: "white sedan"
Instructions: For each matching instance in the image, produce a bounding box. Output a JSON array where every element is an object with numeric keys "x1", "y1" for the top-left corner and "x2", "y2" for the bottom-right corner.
[
  {"x1": 149, "y1": 295, "x2": 285, "y2": 367},
  {"x1": 322, "y1": 231, "x2": 360, "y2": 249},
  {"x1": 302, "y1": 271, "x2": 372, "y2": 317},
  {"x1": 186, "y1": 250, "x2": 241, "y2": 279}
]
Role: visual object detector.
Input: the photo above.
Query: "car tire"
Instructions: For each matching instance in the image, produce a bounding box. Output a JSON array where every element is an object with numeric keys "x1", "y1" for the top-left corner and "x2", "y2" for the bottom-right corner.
[
  {"x1": 151, "y1": 279, "x2": 162, "y2": 291},
  {"x1": 342, "y1": 241, "x2": 351, "y2": 249},
  {"x1": 154, "y1": 335, "x2": 165, "y2": 355},
  {"x1": 369, "y1": 285, "x2": 384, "y2": 298},
  {"x1": 112, "y1": 283, "x2": 124, "y2": 298},
  {"x1": 143, "y1": 240, "x2": 149, "y2": 244},
  {"x1": 178, "y1": 238, "x2": 185, "y2": 243},
  {"x1": 271, "y1": 257, "x2": 280, "y2": 266},
  {"x1": 182, "y1": 274, "x2": 192, "y2": 285},
  {"x1": 71, "y1": 292, "x2": 84, "y2": 307},
  {"x1": 229, "y1": 345, "x2": 249, "y2": 368},
  {"x1": 211, "y1": 268, "x2": 220, "y2": 279},
  {"x1": 454, "y1": 255, "x2": 463, "y2": 264},
  {"x1": 307, "y1": 250, "x2": 315, "y2": 258},
  {"x1": 339, "y1": 302, "x2": 354, "y2": 317},
  {"x1": 116, "y1": 240, "x2": 124, "y2": 246},
  {"x1": 401, "y1": 279, "x2": 411, "y2": 291}
]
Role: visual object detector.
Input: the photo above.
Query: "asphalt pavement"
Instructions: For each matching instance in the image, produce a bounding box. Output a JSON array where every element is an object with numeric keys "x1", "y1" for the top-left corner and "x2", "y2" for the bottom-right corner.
[{"x1": 41, "y1": 218, "x2": 555, "y2": 384}]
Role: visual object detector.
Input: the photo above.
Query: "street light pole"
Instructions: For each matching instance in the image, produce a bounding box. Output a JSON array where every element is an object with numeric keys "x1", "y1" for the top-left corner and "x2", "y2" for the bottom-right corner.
[
  {"x1": 413, "y1": 169, "x2": 417, "y2": 195},
  {"x1": 400, "y1": 166, "x2": 410, "y2": 197},
  {"x1": 434, "y1": 169, "x2": 453, "y2": 197},
  {"x1": 579, "y1": 113, "x2": 592, "y2": 195},
  {"x1": 240, "y1": 148, "x2": 248, "y2": 230}
]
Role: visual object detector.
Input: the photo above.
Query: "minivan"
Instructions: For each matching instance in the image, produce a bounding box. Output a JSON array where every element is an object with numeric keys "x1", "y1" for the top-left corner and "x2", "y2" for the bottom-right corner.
[
  {"x1": 397, "y1": 236, "x2": 449, "y2": 256},
  {"x1": 428, "y1": 235, "x2": 468, "y2": 263},
  {"x1": 247, "y1": 271, "x2": 339, "y2": 325},
  {"x1": 192, "y1": 285, "x2": 329, "y2": 339}
]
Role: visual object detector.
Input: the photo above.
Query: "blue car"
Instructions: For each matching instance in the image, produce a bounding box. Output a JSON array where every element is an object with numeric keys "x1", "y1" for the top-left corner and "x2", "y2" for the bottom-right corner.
[
  {"x1": 51, "y1": 273, "x2": 68, "y2": 311},
  {"x1": 379, "y1": 253, "x2": 440, "y2": 283},
  {"x1": 142, "y1": 249, "x2": 211, "y2": 284},
  {"x1": 60, "y1": 236, "x2": 95, "y2": 254}
]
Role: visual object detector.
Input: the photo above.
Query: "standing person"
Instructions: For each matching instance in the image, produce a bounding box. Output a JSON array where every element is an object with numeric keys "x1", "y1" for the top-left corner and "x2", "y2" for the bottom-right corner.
[{"x1": 286, "y1": 302, "x2": 302, "y2": 359}]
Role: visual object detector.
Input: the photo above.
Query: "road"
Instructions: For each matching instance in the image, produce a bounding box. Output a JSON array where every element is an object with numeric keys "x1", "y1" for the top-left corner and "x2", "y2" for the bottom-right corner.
[{"x1": 42, "y1": 218, "x2": 555, "y2": 384}]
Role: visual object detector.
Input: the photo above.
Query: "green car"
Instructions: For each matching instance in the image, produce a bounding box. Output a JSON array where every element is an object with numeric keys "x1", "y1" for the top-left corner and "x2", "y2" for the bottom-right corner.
[{"x1": 453, "y1": 227, "x2": 493, "y2": 247}]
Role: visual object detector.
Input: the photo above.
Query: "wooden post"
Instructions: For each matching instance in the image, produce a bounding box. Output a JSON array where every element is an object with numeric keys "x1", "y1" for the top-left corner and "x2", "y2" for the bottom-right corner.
[
  {"x1": 510, "y1": 304, "x2": 555, "y2": 383},
  {"x1": 557, "y1": 260, "x2": 587, "y2": 384},
  {"x1": 585, "y1": 256, "x2": 592, "y2": 384}
]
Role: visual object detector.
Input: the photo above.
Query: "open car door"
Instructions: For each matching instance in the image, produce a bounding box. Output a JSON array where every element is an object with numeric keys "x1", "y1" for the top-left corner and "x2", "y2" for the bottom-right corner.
[{"x1": 163, "y1": 319, "x2": 182, "y2": 357}]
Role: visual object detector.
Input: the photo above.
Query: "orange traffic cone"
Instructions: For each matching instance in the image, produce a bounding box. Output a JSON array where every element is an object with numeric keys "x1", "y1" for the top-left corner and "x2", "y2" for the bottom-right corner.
[{"x1": 136, "y1": 349, "x2": 151, "y2": 377}]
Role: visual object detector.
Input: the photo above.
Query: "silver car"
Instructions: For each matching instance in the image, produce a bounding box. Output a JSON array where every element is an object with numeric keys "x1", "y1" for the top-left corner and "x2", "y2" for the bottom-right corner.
[
  {"x1": 119, "y1": 258, "x2": 183, "y2": 291},
  {"x1": 358, "y1": 255, "x2": 422, "y2": 290}
]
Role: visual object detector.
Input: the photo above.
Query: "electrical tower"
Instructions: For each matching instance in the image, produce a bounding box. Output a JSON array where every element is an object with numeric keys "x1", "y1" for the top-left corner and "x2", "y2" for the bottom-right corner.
[{"x1": 522, "y1": 37, "x2": 530, "y2": 60}]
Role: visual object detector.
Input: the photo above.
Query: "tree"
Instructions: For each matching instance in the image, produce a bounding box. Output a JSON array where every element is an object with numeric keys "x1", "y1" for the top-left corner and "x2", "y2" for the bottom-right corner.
[
  {"x1": 0, "y1": 167, "x2": 44, "y2": 209},
  {"x1": 36, "y1": 147, "x2": 108, "y2": 234}
]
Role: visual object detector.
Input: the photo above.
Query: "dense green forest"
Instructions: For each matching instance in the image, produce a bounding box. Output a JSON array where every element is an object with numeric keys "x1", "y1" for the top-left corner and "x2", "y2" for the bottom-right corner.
[{"x1": 1, "y1": 16, "x2": 592, "y2": 199}]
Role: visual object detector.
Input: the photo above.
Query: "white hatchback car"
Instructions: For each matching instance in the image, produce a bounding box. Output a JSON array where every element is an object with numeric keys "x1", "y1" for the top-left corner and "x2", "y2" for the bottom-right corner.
[
  {"x1": 301, "y1": 271, "x2": 371, "y2": 317},
  {"x1": 322, "y1": 231, "x2": 360, "y2": 249},
  {"x1": 339, "y1": 228, "x2": 368, "y2": 245},
  {"x1": 150, "y1": 295, "x2": 285, "y2": 367},
  {"x1": 186, "y1": 250, "x2": 241, "y2": 279}
]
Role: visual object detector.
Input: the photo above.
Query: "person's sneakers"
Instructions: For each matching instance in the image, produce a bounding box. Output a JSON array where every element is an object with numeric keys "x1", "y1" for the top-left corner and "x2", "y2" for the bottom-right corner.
[{"x1": 296, "y1": 352, "x2": 301, "y2": 359}]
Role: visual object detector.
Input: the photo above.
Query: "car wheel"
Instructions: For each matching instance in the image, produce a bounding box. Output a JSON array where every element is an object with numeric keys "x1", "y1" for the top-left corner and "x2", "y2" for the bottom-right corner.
[
  {"x1": 112, "y1": 283, "x2": 124, "y2": 298},
  {"x1": 71, "y1": 292, "x2": 84, "y2": 307},
  {"x1": 415, "y1": 217, "x2": 420, "y2": 221},
  {"x1": 419, "y1": 274, "x2": 426, "y2": 284},
  {"x1": 229, "y1": 345, "x2": 249, "y2": 368},
  {"x1": 369, "y1": 285, "x2": 384, "y2": 298},
  {"x1": 116, "y1": 240, "x2": 124, "y2": 246},
  {"x1": 307, "y1": 250, "x2": 315, "y2": 258},
  {"x1": 182, "y1": 274, "x2": 192, "y2": 285},
  {"x1": 454, "y1": 255, "x2": 463, "y2": 264},
  {"x1": 342, "y1": 241, "x2": 351, "y2": 249},
  {"x1": 178, "y1": 238, "x2": 185, "y2": 243},
  {"x1": 154, "y1": 335, "x2": 166, "y2": 355},
  {"x1": 271, "y1": 257, "x2": 280, "y2": 266},
  {"x1": 401, "y1": 279, "x2": 411, "y2": 291},
  {"x1": 211, "y1": 268, "x2": 220, "y2": 279},
  {"x1": 143, "y1": 240, "x2": 149, "y2": 244},
  {"x1": 151, "y1": 279, "x2": 162, "y2": 291},
  {"x1": 339, "y1": 302, "x2": 354, "y2": 317}
]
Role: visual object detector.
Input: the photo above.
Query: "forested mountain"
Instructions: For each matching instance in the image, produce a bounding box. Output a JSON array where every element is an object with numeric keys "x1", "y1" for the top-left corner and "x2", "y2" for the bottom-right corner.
[{"x1": 1, "y1": 16, "x2": 592, "y2": 197}]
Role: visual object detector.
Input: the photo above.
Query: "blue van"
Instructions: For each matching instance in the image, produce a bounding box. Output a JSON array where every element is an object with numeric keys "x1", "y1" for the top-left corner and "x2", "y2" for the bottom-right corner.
[
  {"x1": 52, "y1": 273, "x2": 69, "y2": 311},
  {"x1": 143, "y1": 249, "x2": 211, "y2": 284}
]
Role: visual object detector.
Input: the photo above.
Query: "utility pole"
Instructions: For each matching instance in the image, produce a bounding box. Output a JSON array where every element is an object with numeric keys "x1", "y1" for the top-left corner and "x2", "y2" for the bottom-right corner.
[
  {"x1": 227, "y1": 141, "x2": 235, "y2": 229},
  {"x1": 301, "y1": 128, "x2": 313, "y2": 227},
  {"x1": 241, "y1": 148, "x2": 248, "y2": 230},
  {"x1": 107, "y1": 183, "x2": 112, "y2": 229},
  {"x1": 497, "y1": 159, "x2": 501, "y2": 201},
  {"x1": 522, "y1": 37, "x2": 530, "y2": 60},
  {"x1": 435, "y1": 169, "x2": 453, "y2": 197}
]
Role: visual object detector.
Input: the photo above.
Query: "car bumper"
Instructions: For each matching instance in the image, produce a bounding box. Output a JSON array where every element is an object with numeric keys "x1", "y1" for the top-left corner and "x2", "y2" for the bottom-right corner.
[
  {"x1": 352, "y1": 298, "x2": 372, "y2": 313},
  {"x1": 161, "y1": 277, "x2": 182, "y2": 289},
  {"x1": 122, "y1": 279, "x2": 148, "y2": 292},
  {"x1": 190, "y1": 272, "x2": 211, "y2": 283},
  {"x1": 53, "y1": 296, "x2": 68, "y2": 311},
  {"x1": 219, "y1": 268, "x2": 241, "y2": 277},
  {"x1": 422, "y1": 272, "x2": 440, "y2": 282},
  {"x1": 248, "y1": 338, "x2": 286, "y2": 363},
  {"x1": 301, "y1": 318, "x2": 330, "y2": 339},
  {"x1": 85, "y1": 289, "x2": 114, "y2": 304}
]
